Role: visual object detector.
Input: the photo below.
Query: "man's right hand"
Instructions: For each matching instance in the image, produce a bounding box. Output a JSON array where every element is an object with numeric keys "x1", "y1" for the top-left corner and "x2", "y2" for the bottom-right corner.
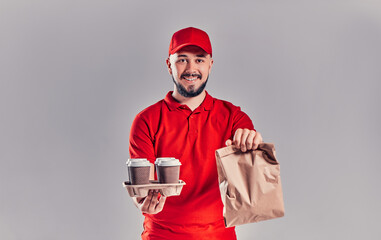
[{"x1": 132, "y1": 190, "x2": 167, "y2": 214}]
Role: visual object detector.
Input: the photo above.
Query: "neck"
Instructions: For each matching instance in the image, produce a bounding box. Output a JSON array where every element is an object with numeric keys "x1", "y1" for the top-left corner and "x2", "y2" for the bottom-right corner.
[{"x1": 172, "y1": 89, "x2": 206, "y2": 111}]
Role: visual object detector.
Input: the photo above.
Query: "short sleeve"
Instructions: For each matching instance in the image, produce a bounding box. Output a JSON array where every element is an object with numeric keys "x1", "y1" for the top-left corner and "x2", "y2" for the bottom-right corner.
[
  {"x1": 231, "y1": 107, "x2": 255, "y2": 137},
  {"x1": 129, "y1": 114, "x2": 156, "y2": 163}
]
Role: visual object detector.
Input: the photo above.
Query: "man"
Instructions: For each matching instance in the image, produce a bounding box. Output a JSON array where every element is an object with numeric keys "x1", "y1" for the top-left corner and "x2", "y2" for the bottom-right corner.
[{"x1": 129, "y1": 27, "x2": 263, "y2": 240}]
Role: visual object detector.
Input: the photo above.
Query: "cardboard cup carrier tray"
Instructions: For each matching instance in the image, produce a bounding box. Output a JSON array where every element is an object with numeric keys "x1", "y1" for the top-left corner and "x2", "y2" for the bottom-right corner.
[{"x1": 123, "y1": 180, "x2": 186, "y2": 197}]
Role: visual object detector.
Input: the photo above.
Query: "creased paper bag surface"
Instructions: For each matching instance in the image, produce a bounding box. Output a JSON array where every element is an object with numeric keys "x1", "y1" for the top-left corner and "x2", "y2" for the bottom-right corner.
[{"x1": 215, "y1": 143, "x2": 284, "y2": 227}]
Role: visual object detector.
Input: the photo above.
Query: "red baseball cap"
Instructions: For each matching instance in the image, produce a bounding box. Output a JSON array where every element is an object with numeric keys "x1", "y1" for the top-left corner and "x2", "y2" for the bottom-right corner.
[{"x1": 169, "y1": 27, "x2": 212, "y2": 57}]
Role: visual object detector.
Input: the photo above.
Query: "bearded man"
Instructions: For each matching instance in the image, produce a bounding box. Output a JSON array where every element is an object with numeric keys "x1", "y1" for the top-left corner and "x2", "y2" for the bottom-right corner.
[{"x1": 128, "y1": 27, "x2": 263, "y2": 240}]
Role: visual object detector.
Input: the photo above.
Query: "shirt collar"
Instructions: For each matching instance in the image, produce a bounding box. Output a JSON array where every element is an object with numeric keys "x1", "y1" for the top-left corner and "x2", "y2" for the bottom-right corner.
[{"x1": 164, "y1": 91, "x2": 213, "y2": 111}]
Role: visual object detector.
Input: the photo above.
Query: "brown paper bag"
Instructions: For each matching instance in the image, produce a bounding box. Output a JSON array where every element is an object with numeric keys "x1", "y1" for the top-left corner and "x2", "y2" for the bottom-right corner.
[{"x1": 215, "y1": 143, "x2": 285, "y2": 227}]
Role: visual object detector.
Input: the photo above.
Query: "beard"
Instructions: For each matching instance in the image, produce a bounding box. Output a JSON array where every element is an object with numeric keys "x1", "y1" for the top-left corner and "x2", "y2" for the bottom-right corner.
[{"x1": 172, "y1": 75, "x2": 209, "y2": 98}]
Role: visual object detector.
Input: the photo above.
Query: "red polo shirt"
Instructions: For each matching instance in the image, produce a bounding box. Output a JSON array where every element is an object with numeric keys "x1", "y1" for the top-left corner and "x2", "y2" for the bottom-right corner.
[{"x1": 129, "y1": 91, "x2": 255, "y2": 240}]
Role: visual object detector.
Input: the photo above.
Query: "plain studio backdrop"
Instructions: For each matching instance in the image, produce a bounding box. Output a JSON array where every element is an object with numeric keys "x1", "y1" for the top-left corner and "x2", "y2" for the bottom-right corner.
[{"x1": 1, "y1": 0, "x2": 380, "y2": 239}]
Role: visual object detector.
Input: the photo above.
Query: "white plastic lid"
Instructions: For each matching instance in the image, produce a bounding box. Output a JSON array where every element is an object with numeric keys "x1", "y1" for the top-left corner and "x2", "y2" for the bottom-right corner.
[
  {"x1": 126, "y1": 158, "x2": 151, "y2": 167},
  {"x1": 155, "y1": 157, "x2": 181, "y2": 166}
]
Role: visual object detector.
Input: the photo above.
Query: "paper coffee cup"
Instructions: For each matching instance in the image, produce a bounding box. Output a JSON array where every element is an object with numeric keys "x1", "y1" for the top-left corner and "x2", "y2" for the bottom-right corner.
[
  {"x1": 126, "y1": 158, "x2": 151, "y2": 185},
  {"x1": 155, "y1": 158, "x2": 181, "y2": 183}
]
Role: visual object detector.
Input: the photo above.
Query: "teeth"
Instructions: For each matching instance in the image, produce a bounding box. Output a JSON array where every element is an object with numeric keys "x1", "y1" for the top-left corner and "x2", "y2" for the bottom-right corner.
[{"x1": 184, "y1": 77, "x2": 197, "y2": 81}]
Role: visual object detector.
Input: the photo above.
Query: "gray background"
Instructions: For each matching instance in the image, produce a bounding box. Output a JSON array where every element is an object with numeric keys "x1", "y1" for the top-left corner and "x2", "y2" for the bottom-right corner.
[{"x1": 1, "y1": 0, "x2": 380, "y2": 239}]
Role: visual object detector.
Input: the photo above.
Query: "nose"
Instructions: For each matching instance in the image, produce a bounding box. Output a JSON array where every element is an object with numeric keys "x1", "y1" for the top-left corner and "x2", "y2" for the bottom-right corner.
[{"x1": 185, "y1": 60, "x2": 197, "y2": 73}]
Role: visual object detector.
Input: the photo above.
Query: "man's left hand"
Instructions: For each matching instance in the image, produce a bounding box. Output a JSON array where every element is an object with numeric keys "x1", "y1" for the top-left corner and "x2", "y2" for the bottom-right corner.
[{"x1": 226, "y1": 129, "x2": 263, "y2": 152}]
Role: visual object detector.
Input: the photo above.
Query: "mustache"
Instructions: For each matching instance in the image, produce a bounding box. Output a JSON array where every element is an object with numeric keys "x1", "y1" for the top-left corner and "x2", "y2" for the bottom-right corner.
[{"x1": 181, "y1": 73, "x2": 202, "y2": 79}]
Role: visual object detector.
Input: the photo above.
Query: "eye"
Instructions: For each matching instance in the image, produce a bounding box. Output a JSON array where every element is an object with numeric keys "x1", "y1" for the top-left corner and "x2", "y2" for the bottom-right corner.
[
  {"x1": 196, "y1": 59, "x2": 204, "y2": 63},
  {"x1": 177, "y1": 59, "x2": 187, "y2": 63}
]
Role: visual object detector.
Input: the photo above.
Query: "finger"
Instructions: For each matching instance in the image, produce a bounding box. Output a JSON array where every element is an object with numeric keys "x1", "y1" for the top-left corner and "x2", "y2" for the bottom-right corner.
[
  {"x1": 246, "y1": 130, "x2": 256, "y2": 150},
  {"x1": 140, "y1": 190, "x2": 154, "y2": 213},
  {"x1": 233, "y1": 129, "x2": 243, "y2": 147},
  {"x1": 148, "y1": 190, "x2": 160, "y2": 212},
  {"x1": 225, "y1": 139, "x2": 232, "y2": 146},
  {"x1": 239, "y1": 129, "x2": 250, "y2": 152},
  {"x1": 253, "y1": 132, "x2": 263, "y2": 149},
  {"x1": 256, "y1": 131, "x2": 263, "y2": 143},
  {"x1": 137, "y1": 197, "x2": 145, "y2": 204},
  {"x1": 154, "y1": 195, "x2": 167, "y2": 214}
]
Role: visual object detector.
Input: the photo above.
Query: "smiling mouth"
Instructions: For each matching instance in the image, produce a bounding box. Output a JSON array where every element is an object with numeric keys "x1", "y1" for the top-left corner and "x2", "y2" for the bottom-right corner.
[
  {"x1": 181, "y1": 74, "x2": 201, "y2": 82},
  {"x1": 184, "y1": 77, "x2": 197, "y2": 81}
]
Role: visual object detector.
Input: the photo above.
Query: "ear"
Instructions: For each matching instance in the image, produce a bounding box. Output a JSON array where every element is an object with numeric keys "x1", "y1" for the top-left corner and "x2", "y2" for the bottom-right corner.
[
  {"x1": 166, "y1": 58, "x2": 172, "y2": 75},
  {"x1": 208, "y1": 58, "x2": 214, "y2": 74}
]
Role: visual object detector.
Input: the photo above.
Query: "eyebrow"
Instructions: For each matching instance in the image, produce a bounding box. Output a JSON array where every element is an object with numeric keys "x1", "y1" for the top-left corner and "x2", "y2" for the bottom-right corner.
[{"x1": 177, "y1": 54, "x2": 206, "y2": 58}]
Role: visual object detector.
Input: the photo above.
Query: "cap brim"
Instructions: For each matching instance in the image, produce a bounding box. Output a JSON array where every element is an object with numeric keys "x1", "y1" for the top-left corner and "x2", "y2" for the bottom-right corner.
[{"x1": 169, "y1": 43, "x2": 211, "y2": 56}]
